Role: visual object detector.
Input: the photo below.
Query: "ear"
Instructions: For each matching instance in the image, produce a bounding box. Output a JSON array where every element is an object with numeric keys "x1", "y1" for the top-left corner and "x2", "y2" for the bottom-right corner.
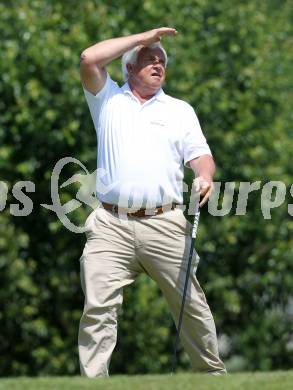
[{"x1": 126, "y1": 63, "x2": 133, "y2": 73}]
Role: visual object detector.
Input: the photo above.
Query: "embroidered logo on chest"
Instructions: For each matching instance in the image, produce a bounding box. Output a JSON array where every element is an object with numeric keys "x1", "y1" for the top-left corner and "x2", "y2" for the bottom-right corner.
[{"x1": 149, "y1": 119, "x2": 166, "y2": 127}]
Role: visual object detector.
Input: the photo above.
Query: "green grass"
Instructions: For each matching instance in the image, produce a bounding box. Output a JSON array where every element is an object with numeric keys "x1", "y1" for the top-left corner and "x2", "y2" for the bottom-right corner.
[{"x1": 0, "y1": 371, "x2": 292, "y2": 390}]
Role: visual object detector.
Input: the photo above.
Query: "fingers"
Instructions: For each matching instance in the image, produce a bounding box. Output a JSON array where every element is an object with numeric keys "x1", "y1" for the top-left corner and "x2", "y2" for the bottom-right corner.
[
  {"x1": 199, "y1": 187, "x2": 212, "y2": 207},
  {"x1": 141, "y1": 28, "x2": 177, "y2": 46},
  {"x1": 156, "y1": 27, "x2": 178, "y2": 36},
  {"x1": 193, "y1": 177, "x2": 209, "y2": 194},
  {"x1": 193, "y1": 177, "x2": 213, "y2": 207}
]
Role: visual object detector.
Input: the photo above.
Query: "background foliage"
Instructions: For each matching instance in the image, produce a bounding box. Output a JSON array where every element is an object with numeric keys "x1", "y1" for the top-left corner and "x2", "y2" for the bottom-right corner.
[{"x1": 0, "y1": 0, "x2": 292, "y2": 376}]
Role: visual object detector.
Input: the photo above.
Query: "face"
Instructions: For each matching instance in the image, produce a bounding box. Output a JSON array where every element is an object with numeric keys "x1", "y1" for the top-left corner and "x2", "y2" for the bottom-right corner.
[{"x1": 127, "y1": 47, "x2": 166, "y2": 92}]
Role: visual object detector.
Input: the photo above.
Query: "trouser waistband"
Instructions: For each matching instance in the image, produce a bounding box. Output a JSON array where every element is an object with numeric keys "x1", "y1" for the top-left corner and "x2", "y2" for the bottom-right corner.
[{"x1": 101, "y1": 202, "x2": 179, "y2": 217}]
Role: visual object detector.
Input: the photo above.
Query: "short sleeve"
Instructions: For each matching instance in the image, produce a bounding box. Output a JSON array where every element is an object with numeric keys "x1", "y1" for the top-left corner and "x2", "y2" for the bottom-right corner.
[
  {"x1": 82, "y1": 73, "x2": 117, "y2": 128},
  {"x1": 182, "y1": 105, "x2": 212, "y2": 165}
]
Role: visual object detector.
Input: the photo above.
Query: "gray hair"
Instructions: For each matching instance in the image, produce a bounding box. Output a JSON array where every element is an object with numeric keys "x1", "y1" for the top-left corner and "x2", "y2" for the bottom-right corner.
[{"x1": 121, "y1": 42, "x2": 168, "y2": 82}]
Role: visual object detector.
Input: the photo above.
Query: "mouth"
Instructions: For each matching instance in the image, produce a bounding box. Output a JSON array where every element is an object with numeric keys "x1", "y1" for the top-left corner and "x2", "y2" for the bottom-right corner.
[{"x1": 151, "y1": 72, "x2": 161, "y2": 79}]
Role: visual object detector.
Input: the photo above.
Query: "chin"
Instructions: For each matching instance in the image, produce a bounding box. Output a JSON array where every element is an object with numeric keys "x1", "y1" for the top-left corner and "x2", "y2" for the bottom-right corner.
[{"x1": 150, "y1": 78, "x2": 163, "y2": 88}]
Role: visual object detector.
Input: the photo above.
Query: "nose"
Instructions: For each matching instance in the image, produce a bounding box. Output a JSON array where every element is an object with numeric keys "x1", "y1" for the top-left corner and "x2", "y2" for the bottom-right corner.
[
  {"x1": 153, "y1": 57, "x2": 162, "y2": 65},
  {"x1": 152, "y1": 58, "x2": 164, "y2": 70}
]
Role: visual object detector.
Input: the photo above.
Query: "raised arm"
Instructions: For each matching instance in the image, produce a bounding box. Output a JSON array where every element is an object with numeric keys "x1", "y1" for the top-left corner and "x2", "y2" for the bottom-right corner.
[{"x1": 80, "y1": 27, "x2": 177, "y2": 95}]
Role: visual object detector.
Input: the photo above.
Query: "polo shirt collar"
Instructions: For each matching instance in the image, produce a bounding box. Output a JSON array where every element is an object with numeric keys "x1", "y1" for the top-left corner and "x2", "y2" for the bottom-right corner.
[{"x1": 121, "y1": 82, "x2": 166, "y2": 103}]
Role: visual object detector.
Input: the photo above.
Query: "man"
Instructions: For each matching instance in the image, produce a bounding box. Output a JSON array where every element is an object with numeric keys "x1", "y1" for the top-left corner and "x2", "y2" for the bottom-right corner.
[{"x1": 79, "y1": 27, "x2": 226, "y2": 377}]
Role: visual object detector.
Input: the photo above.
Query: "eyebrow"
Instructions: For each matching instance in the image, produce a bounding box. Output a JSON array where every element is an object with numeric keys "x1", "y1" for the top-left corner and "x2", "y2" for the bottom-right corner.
[{"x1": 148, "y1": 55, "x2": 165, "y2": 63}]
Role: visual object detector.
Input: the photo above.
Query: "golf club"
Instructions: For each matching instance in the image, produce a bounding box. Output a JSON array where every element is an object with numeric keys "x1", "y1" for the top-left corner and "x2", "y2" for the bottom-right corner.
[{"x1": 171, "y1": 208, "x2": 200, "y2": 374}]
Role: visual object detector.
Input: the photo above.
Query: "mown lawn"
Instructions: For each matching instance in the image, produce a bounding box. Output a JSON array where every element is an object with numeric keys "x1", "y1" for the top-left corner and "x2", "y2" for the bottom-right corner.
[{"x1": 0, "y1": 371, "x2": 292, "y2": 390}]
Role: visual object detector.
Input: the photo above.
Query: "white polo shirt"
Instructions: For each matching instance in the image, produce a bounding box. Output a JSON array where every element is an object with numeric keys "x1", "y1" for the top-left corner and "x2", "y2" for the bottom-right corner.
[{"x1": 83, "y1": 73, "x2": 212, "y2": 208}]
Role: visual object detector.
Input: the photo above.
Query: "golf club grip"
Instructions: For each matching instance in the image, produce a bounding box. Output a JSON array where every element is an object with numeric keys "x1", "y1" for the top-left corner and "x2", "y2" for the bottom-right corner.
[{"x1": 191, "y1": 211, "x2": 200, "y2": 238}]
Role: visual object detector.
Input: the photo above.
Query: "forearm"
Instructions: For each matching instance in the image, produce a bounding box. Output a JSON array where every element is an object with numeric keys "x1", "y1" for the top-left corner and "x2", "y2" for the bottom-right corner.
[
  {"x1": 80, "y1": 33, "x2": 144, "y2": 67},
  {"x1": 188, "y1": 155, "x2": 216, "y2": 180}
]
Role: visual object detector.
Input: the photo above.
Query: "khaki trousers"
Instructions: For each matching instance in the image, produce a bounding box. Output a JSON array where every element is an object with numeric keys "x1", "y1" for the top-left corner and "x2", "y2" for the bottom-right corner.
[{"x1": 78, "y1": 205, "x2": 226, "y2": 377}]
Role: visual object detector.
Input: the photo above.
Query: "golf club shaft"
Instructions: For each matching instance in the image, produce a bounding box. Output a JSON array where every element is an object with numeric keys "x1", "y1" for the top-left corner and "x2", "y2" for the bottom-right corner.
[{"x1": 171, "y1": 211, "x2": 200, "y2": 373}]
